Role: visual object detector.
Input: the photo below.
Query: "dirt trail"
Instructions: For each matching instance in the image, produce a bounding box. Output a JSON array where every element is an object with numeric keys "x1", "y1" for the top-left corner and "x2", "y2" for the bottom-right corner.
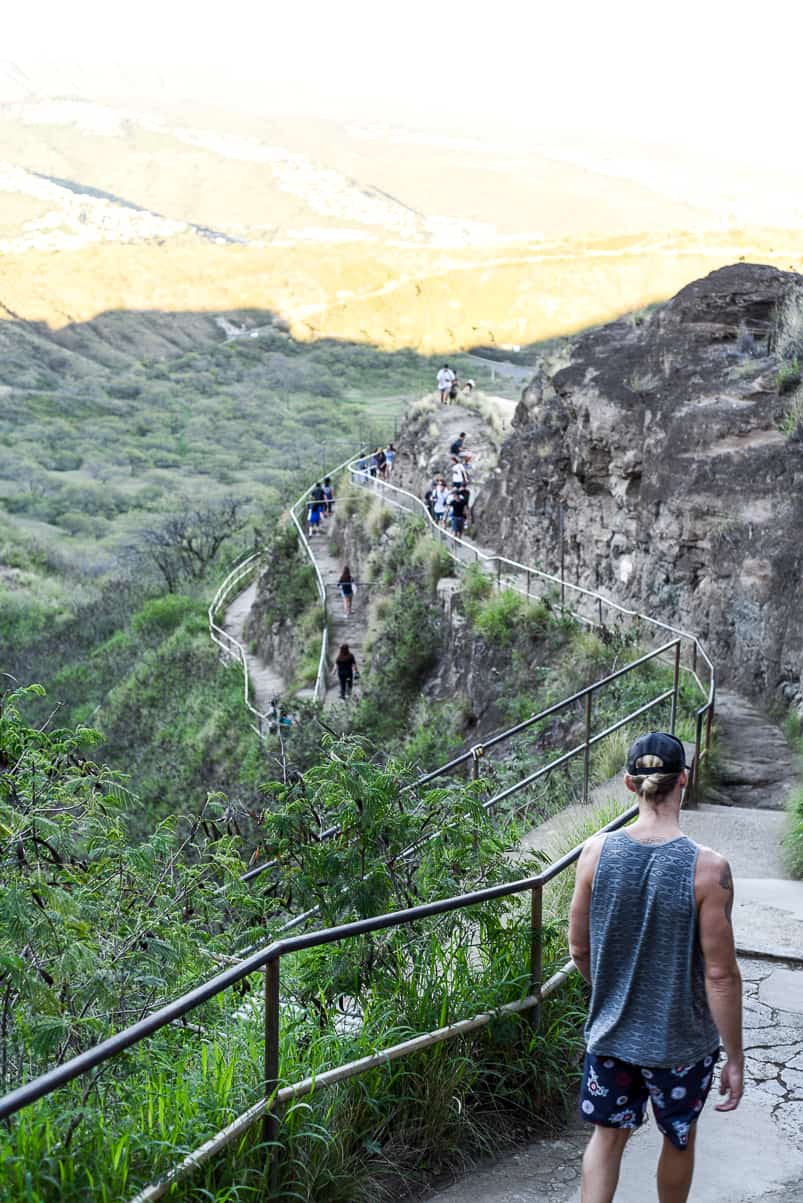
[
  {"x1": 222, "y1": 579, "x2": 285, "y2": 716},
  {"x1": 306, "y1": 517, "x2": 370, "y2": 708}
]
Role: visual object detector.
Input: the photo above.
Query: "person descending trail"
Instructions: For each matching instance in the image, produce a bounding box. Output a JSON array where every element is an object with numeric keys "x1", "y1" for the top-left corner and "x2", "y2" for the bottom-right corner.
[
  {"x1": 432, "y1": 477, "x2": 450, "y2": 527},
  {"x1": 450, "y1": 431, "x2": 472, "y2": 463},
  {"x1": 333, "y1": 643, "x2": 358, "y2": 700},
  {"x1": 437, "y1": 363, "x2": 455, "y2": 403},
  {"x1": 338, "y1": 565, "x2": 354, "y2": 617},
  {"x1": 385, "y1": 443, "x2": 397, "y2": 475},
  {"x1": 376, "y1": 447, "x2": 387, "y2": 480},
  {"x1": 569, "y1": 731, "x2": 743, "y2": 1203},
  {"x1": 448, "y1": 485, "x2": 469, "y2": 537},
  {"x1": 451, "y1": 456, "x2": 470, "y2": 488}
]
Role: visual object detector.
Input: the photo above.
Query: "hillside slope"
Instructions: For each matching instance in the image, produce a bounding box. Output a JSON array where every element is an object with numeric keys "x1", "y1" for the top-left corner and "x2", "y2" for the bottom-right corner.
[{"x1": 480, "y1": 263, "x2": 803, "y2": 713}]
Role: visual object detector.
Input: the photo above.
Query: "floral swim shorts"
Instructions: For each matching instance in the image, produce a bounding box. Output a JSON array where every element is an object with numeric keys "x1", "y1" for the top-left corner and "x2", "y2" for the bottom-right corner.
[{"x1": 578, "y1": 1048, "x2": 720, "y2": 1149}]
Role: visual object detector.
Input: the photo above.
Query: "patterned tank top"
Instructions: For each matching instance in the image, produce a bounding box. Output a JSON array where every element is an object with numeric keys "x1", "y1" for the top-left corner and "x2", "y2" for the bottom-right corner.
[{"x1": 585, "y1": 831, "x2": 719, "y2": 1066}]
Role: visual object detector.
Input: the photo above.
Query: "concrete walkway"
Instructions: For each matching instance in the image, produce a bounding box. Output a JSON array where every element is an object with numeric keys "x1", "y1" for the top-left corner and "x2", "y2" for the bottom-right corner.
[
  {"x1": 306, "y1": 516, "x2": 370, "y2": 707},
  {"x1": 222, "y1": 579, "x2": 286, "y2": 716}
]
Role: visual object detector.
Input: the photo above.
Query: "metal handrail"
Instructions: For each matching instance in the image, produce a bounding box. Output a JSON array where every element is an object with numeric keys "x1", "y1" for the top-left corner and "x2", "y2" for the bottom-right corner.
[
  {"x1": 0, "y1": 801, "x2": 639, "y2": 1147},
  {"x1": 348, "y1": 466, "x2": 716, "y2": 791},
  {"x1": 208, "y1": 551, "x2": 267, "y2": 729}
]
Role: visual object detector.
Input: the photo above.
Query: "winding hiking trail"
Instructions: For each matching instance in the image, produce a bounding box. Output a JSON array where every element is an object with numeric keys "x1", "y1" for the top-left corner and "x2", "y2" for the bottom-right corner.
[
  {"x1": 222, "y1": 579, "x2": 284, "y2": 716},
  {"x1": 217, "y1": 393, "x2": 803, "y2": 1201}
]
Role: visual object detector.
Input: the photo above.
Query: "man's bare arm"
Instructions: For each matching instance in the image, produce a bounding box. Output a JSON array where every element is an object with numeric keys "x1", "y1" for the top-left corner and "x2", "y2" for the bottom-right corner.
[
  {"x1": 568, "y1": 837, "x2": 603, "y2": 984},
  {"x1": 697, "y1": 850, "x2": 744, "y2": 1111}
]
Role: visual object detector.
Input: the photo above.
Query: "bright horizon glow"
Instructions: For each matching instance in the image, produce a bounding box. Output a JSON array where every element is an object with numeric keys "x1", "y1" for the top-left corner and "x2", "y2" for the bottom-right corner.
[{"x1": 5, "y1": 0, "x2": 803, "y2": 161}]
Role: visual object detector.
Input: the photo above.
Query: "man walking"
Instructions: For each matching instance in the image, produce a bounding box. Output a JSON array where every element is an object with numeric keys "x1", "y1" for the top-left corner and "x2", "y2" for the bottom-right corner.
[{"x1": 568, "y1": 731, "x2": 743, "y2": 1203}]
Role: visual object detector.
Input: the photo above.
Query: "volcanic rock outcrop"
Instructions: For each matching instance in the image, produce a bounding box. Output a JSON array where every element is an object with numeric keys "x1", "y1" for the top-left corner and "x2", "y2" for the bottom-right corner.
[{"x1": 480, "y1": 264, "x2": 803, "y2": 713}]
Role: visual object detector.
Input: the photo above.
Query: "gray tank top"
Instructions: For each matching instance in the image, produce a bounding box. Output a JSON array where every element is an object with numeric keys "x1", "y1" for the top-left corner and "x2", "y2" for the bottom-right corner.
[{"x1": 585, "y1": 831, "x2": 719, "y2": 1066}]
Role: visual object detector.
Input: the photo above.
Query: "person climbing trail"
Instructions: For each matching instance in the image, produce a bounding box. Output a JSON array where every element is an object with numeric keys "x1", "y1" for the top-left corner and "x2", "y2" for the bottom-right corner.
[
  {"x1": 338, "y1": 565, "x2": 354, "y2": 617},
  {"x1": 307, "y1": 497, "x2": 322, "y2": 536},
  {"x1": 569, "y1": 731, "x2": 743, "y2": 1203},
  {"x1": 333, "y1": 643, "x2": 358, "y2": 699},
  {"x1": 376, "y1": 447, "x2": 387, "y2": 480},
  {"x1": 385, "y1": 443, "x2": 397, "y2": 476},
  {"x1": 322, "y1": 477, "x2": 335, "y2": 516}
]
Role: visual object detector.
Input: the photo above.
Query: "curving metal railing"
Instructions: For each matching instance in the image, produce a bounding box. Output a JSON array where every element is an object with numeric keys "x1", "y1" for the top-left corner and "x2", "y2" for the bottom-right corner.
[
  {"x1": 208, "y1": 551, "x2": 266, "y2": 731},
  {"x1": 348, "y1": 465, "x2": 716, "y2": 794}
]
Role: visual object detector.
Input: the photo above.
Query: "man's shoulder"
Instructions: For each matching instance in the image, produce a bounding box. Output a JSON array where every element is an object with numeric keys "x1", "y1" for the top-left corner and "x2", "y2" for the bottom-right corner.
[
  {"x1": 578, "y1": 831, "x2": 607, "y2": 880},
  {"x1": 693, "y1": 843, "x2": 731, "y2": 891}
]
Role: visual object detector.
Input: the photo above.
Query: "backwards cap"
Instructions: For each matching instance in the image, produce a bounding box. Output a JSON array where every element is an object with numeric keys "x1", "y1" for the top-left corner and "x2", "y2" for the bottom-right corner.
[{"x1": 626, "y1": 731, "x2": 688, "y2": 775}]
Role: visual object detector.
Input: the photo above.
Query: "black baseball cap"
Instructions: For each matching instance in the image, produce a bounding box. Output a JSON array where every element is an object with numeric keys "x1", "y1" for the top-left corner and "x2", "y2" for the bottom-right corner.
[{"x1": 626, "y1": 731, "x2": 688, "y2": 775}]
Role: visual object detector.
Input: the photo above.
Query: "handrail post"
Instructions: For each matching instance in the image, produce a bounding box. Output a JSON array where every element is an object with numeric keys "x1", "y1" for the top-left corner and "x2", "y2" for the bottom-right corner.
[
  {"x1": 525, "y1": 568, "x2": 531, "y2": 598},
  {"x1": 496, "y1": 558, "x2": 501, "y2": 590},
  {"x1": 471, "y1": 745, "x2": 484, "y2": 780},
  {"x1": 670, "y1": 640, "x2": 681, "y2": 734},
  {"x1": 559, "y1": 504, "x2": 566, "y2": 605},
  {"x1": 583, "y1": 692, "x2": 592, "y2": 802},
  {"x1": 530, "y1": 885, "x2": 543, "y2": 1030},
  {"x1": 687, "y1": 711, "x2": 704, "y2": 809},
  {"x1": 263, "y1": 958, "x2": 281, "y2": 1183}
]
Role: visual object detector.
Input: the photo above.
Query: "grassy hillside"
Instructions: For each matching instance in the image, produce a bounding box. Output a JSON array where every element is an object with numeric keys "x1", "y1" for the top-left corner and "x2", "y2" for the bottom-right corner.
[{"x1": 0, "y1": 315, "x2": 498, "y2": 820}]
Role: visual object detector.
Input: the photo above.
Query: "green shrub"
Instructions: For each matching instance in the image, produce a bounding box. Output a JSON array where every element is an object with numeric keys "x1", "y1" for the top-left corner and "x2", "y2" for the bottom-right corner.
[
  {"x1": 131, "y1": 594, "x2": 201, "y2": 638},
  {"x1": 411, "y1": 532, "x2": 454, "y2": 591},
  {"x1": 777, "y1": 357, "x2": 801, "y2": 395},
  {"x1": 784, "y1": 786, "x2": 803, "y2": 878}
]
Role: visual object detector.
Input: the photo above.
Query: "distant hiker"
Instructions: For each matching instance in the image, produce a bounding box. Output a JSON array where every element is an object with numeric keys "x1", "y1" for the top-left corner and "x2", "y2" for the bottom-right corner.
[
  {"x1": 432, "y1": 478, "x2": 450, "y2": 527},
  {"x1": 323, "y1": 477, "x2": 335, "y2": 516},
  {"x1": 437, "y1": 364, "x2": 455, "y2": 404},
  {"x1": 450, "y1": 431, "x2": 472, "y2": 463},
  {"x1": 338, "y1": 565, "x2": 354, "y2": 617},
  {"x1": 333, "y1": 643, "x2": 357, "y2": 700},
  {"x1": 310, "y1": 481, "x2": 325, "y2": 504},
  {"x1": 376, "y1": 447, "x2": 387, "y2": 480},
  {"x1": 569, "y1": 731, "x2": 743, "y2": 1203},
  {"x1": 385, "y1": 443, "x2": 397, "y2": 475},
  {"x1": 463, "y1": 378, "x2": 475, "y2": 394},
  {"x1": 368, "y1": 451, "x2": 379, "y2": 478},
  {"x1": 448, "y1": 374, "x2": 460, "y2": 402},
  {"x1": 307, "y1": 499, "x2": 322, "y2": 536},
  {"x1": 424, "y1": 479, "x2": 437, "y2": 520},
  {"x1": 458, "y1": 483, "x2": 473, "y2": 529},
  {"x1": 451, "y1": 456, "x2": 470, "y2": 487},
  {"x1": 448, "y1": 486, "x2": 468, "y2": 537}
]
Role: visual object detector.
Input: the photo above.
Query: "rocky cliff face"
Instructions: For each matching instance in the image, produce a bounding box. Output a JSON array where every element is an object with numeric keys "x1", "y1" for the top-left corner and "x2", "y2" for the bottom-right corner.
[{"x1": 480, "y1": 264, "x2": 803, "y2": 713}]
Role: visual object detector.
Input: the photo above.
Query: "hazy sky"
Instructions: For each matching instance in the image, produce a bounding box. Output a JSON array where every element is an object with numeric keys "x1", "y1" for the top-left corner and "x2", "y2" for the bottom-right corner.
[{"x1": 7, "y1": 0, "x2": 802, "y2": 158}]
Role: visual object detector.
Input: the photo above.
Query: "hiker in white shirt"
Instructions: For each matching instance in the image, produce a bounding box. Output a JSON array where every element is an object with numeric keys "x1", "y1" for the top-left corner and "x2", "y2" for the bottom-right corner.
[
  {"x1": 451, "y1": 457, "x2": 470, "y2": 487},
  {"x1": 436, "y1": 364, "x2": 455, "y2": 404}
]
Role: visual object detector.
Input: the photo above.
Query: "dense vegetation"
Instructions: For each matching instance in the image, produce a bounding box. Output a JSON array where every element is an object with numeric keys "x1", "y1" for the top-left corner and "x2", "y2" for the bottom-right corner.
[
  {"x1": 0, "y1": 685, "x2": 590, "y2": 1202},
  {"x1": 1, "y1": 318, "x2": 491, "y2": 818}
]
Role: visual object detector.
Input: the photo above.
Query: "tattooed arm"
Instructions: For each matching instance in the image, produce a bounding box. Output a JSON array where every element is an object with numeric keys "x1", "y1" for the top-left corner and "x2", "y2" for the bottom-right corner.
[{"x1": 697, "y1": 850, "x2": 744, "y2": 1110}]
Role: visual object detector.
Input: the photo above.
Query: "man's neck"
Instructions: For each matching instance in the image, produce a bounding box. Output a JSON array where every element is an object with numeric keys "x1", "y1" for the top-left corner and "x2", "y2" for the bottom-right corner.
[{"x1": 626, "y1": 802, "x2": 683, "y2": 844}]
